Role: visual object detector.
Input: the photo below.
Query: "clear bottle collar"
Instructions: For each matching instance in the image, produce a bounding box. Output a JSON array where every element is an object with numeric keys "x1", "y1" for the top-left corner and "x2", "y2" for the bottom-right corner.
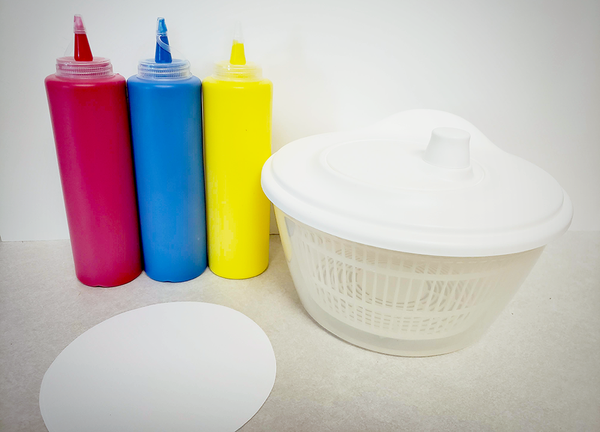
[
  {"x1": 137, "y1": 58, "x2": 191, "y2": 80},
  {"x1": 213, "y1": 61, "x2": 262, "y2": 81},
  {"x1": 56, "y1": 56, "x2": 114, "y2": 79}
]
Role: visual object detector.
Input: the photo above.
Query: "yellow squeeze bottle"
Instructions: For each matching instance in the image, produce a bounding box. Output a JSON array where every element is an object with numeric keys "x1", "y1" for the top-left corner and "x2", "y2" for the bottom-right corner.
[{"x1": 203, "y1": 25, "x2": 272, "y2": 279}]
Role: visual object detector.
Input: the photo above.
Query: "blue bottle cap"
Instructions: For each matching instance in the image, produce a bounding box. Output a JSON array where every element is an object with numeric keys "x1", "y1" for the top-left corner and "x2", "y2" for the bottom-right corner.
[{"x1": 137, "y1": 18, "x2": 191, "y2": 80}]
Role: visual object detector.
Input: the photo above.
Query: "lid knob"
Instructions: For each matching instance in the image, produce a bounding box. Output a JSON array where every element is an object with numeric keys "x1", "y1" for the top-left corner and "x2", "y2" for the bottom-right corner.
[{"x1": 424, "y1": 127, "x2": 471, "y2": 169}]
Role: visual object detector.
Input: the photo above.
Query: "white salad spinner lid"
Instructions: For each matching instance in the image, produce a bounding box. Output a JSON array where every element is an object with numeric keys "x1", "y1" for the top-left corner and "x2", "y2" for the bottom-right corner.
[{"x1": 261, "y1": 109, "x2": 573, "y2": 257}]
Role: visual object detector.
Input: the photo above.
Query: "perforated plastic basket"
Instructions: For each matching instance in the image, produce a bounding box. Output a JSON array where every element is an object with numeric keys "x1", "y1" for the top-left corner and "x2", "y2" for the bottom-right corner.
[{"x1": 276, "y1": 209, "x2": 543, "y2": 355}]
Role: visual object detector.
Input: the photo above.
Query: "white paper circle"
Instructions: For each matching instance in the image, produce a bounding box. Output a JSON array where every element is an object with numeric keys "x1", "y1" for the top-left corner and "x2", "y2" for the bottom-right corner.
[{"x1": 40, "y1": 302, "x2": 276, "y2": 432}]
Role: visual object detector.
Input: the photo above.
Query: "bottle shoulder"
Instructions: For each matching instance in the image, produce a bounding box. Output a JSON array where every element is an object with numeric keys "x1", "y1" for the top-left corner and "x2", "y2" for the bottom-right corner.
[
  {"x1": 127, "y1": 75, "x2": 201, "y2": 88},
  {"x1": 203, "y1": 76, "x2": 271, "y2": 87},
  {"x1": 45, "y1": 73, "x2": 126, "y2": 87}
]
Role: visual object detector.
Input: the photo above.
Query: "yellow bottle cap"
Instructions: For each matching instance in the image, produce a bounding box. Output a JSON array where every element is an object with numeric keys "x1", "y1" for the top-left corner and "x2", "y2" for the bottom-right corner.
[{"x1": 214, "y1": 23, "x2": 262, "y2": 81}]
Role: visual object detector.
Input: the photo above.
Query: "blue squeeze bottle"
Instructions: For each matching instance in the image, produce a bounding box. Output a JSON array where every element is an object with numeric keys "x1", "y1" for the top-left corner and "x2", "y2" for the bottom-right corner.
[{"x1": 128, "y1": 18, "x2": 207, "y2": 282}]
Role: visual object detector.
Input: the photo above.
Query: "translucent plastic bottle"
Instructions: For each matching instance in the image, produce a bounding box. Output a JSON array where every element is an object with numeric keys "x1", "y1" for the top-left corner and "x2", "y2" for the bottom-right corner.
[
  {"x1": 45, "y1": 15, "x2": 142, "y2": 287},
  {"x1": 203, "y1": 25, "x2": 272, "y2": 279},
  {"x1": 127, "y1": 18, "x2": 207, "y2": 282}
]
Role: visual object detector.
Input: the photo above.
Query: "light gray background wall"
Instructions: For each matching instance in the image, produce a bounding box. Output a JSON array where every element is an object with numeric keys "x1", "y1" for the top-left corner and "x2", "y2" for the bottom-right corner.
[{"x1": 0, "y1": 0, "x2": 598, "y2": 241}]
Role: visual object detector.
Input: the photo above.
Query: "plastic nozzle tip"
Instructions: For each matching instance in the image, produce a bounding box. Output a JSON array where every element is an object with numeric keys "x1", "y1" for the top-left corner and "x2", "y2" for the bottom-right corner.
[
  {"x1": 157, "y1": 17, "x2": 168, "y2": 34},
  {"x1": 232, "y1": 21, "x2": 244, "y2": 44},
  {"x1": 73, "y1": 14, "x2": 93, "y2": 61},
  {"x1": 229, "y1": 22, "x2": 246, "y2": 65},
  {"x1": 155, "y1": 17, "x2": 172, "y2": 64},
  {"x1": 74, "y1": 14, "x2": 86, "y2": 33}
]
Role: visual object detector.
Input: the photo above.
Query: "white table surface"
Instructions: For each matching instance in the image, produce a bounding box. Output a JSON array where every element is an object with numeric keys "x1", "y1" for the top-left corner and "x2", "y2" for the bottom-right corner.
[{"x1": 1, "y1": 232, "x2": 599, "y2": 431}]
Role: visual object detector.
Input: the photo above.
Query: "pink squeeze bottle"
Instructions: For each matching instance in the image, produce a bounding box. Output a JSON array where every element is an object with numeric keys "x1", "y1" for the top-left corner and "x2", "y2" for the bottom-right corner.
[{"x1": 45, "y1": 15, "x2": 142, "y2": 286}]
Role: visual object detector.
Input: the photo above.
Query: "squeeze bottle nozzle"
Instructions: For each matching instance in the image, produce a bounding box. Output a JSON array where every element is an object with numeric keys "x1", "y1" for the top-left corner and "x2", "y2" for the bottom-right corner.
[
  {"x1": 73, "y1": 14, "x2": 93, "y2": 61},
  {"x1": 229, "y1": 22, "x2": 246, "y2": 65},
  {"x1": 155, "y1": 17, "x2": 172, "y2": 64}
]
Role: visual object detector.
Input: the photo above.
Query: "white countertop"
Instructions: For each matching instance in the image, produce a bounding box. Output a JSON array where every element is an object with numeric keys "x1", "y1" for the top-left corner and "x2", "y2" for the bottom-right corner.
[{"x1": 1, "y1": 232, "x2": 599, "y2": 431}]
